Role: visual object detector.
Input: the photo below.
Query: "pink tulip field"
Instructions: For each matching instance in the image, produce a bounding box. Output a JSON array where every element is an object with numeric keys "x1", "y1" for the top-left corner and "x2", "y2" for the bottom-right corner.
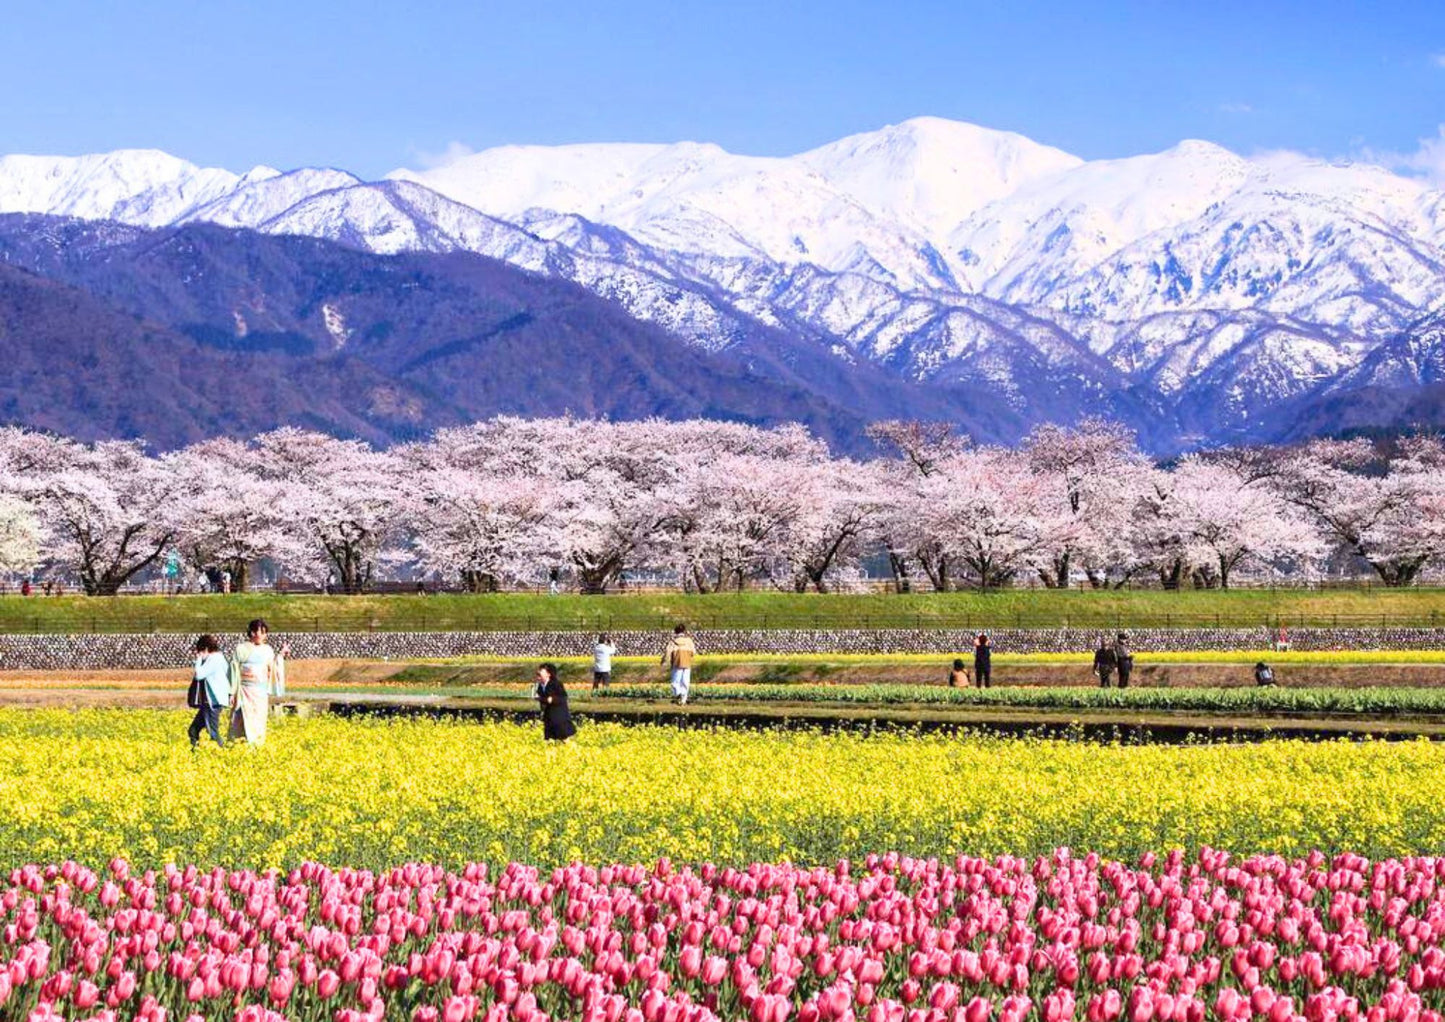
[{"x1": 5, "y1": 849, "x2": 1445, "y2": 1022}]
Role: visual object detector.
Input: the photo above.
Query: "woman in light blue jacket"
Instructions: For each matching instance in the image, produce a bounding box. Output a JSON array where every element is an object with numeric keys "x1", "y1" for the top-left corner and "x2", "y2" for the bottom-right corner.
[{"x1": 188, "y1": 634, "x2": 230, "y2": 747}]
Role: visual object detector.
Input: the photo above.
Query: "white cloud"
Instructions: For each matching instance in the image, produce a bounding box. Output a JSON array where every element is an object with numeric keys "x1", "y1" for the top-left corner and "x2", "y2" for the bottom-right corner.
[
  {"x1": 1217, "y1": 102, "x2": 1254, "y2": 115},
  {"x1": 409, "y1": 141, "x2": 477, "y2": 171},
  {"x1": 1432, "y1": 53, "x2": 1445, "y2": 69},
  {"x1": 1360, "y1": 125, "x2": 1445, "y2": 186}
]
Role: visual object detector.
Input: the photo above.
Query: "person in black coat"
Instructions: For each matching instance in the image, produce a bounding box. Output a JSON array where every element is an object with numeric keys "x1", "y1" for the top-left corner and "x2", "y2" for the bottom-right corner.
[
  {"x1": 1113, "y1": 632, "x2": 1134, "y2": 689},
  {"x1": 535, "y1": 662, "x2": 576, "y2": 741},
  {"x1": 973, "y1": 633, "x2": 993, "y2": 688},
  {"x1": 1093, "y1": 637, "x2": 1118, "y2": 688}
]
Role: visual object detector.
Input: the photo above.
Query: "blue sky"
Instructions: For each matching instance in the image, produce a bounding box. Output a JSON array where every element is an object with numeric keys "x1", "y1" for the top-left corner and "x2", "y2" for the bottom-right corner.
[{"x1": 3, "y1": 0, "x2": 1444, "y2": 178}]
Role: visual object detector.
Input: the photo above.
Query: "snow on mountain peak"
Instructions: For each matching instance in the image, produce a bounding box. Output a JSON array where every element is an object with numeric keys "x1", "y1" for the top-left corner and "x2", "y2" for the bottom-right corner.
[
  {"x1": 796, "y1": 117, "x2": 1084, "y2": 234},
  {"x1": 182, "y1": 167, "x2": 364, "y2": 228},
  {"x1": 4, "y1": 119, "x2": 1445, "y2": 449},
  {"x1": 0, "y1": 148, "x2": 241, "y2": 226},
  {"x1": 386, "y1": 142, "x2": 672, "y2": 222},
  {"x1": 388, "y1": 117, "x2": 1093, "y2": 290}
]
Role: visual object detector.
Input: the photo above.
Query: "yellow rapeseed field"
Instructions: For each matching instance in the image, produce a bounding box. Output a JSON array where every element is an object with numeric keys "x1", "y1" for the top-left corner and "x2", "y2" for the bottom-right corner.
[{"x1": 1, "y1": 709, "x2": 1439, "y2": 868}]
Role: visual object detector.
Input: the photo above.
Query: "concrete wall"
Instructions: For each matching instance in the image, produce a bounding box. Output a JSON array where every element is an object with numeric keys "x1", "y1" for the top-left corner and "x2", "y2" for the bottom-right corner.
[{"x1": 1, "y1": 627, "x2": 1441, "y2": 671}]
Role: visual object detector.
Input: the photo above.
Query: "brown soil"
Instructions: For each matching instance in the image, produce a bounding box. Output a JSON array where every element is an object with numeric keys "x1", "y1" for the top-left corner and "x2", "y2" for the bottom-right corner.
[
  {"x1": 333, "y1": 660, "x2": 1445, "y2": 689},
  {"x1": 0, "y1": 659, "x2": 367, "y2": 689},
  {"x1": 0, "y1": 660, "x2": 379, "y2": 709},
  {"x1": 0, "y1": 688, "x2": 182, "y2": 708},
  {"x1": 4, "y1": 660, "x2": 1444, "y2": 714}
]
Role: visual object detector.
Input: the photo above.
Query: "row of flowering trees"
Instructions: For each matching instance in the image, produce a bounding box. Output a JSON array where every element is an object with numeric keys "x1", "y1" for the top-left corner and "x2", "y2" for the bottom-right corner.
[{"x1": 1, "y1": 418, "x2": 1444, "y2": 594}]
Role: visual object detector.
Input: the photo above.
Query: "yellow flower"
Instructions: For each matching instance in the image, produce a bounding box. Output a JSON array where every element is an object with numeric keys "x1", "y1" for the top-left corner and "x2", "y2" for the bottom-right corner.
[{"x1": 0, "y1": 710, "x2": 1440, "y2": 868}]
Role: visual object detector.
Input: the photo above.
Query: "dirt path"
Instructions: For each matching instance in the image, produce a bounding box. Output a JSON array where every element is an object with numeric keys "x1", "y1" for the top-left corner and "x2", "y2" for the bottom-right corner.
[
  {"x1": 0, "y1": 660, "x2": 382, "y2": 708},
  {"x1": 4, "y1": 658, "x2": 1445, "y2": 713}
]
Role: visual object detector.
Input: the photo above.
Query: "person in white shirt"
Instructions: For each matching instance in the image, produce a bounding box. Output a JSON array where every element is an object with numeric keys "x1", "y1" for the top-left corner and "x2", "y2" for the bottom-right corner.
[
  {"x1": 228, "y1": 618, "x2": 288, "y2": 746},
  {"x1": 592, "y1": 634, "x2": 617, "y2": 693}
]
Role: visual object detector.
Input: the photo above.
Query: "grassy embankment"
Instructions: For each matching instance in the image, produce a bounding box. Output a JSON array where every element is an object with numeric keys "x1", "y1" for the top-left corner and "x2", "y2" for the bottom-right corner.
[{"x1": 4, "y1": 588, "x2": 1445, "y2": 633}]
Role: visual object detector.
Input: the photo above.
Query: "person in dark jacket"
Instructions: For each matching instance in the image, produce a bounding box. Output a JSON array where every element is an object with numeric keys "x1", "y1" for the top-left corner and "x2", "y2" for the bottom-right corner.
[
  {"x1": 1113, "y1": 632, "x2": 1134, "y2": 689},
  {"x1": 973, "y1": 633, "x2": 992, "y2": 688},
  {"x1": 1093, "y1": 637, "x2": 1118, "y2": 688},
  {"x1": 535, "y1": 662, "x2": 576, "y2": 741},
  {"x1": 1254, "y1": 662, "x2": 1275, "y2": 686}
]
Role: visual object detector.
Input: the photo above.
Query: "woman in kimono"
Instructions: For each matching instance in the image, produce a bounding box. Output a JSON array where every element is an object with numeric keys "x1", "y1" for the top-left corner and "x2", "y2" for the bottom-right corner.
[
  {"x1": 229, "y1": 618, "x2": 287, "y2": 745},
  {"x1": 535, "y1": 662, "x2": 576, "y2": 742}
]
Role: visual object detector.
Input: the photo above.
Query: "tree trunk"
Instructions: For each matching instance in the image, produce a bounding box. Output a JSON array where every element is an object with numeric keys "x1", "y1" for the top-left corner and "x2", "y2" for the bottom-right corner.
[
  {"x1": 1051, "y1": 552, "x2": 1075, "y2": 592},
  {"x1": 918, "y1": 552, "x2": 950, "y2": 593},
  {"x1": 573, "y1": 552, "x2": 622, "y2": 594},
  {"x1": 225, "y1": 559, "x2": 251, "y2": 593},
  {"x1": 461, "y1": 569, "x2": 499, "y2": 593},
  {"x1": 1370, "y1": 555, "x2": 1428, "y2": 587},
  {"x1": 77, "y1": 525, "x2": 170, "y2": 596},
  {"x1": 887, "y1": 550, "x2": 912, "y2": 594}
]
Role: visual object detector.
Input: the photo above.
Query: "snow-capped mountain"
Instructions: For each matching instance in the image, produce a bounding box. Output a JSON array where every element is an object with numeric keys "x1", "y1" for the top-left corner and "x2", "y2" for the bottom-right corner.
[
  {"x1": 389, "y1": 118, "x2": 1081, "y2": 294},
  {"x1": 0, "y1": 149, "x2": 253, "y2": 226},
  {"x1": 3, "y1": 118, "x2": 1445, "y2": 449}
]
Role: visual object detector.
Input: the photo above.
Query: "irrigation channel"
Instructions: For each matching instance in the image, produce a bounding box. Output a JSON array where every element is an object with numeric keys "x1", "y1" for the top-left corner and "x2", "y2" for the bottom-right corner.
[{"x1": 311, "y1": 694, "x2": 1445, "y2": 743}]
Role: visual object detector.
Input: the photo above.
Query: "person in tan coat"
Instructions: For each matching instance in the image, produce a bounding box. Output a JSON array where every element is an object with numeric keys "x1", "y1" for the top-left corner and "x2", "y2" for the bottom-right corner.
[{"x1": 662, "y1": 622, "x2": 698, "y2": 704}]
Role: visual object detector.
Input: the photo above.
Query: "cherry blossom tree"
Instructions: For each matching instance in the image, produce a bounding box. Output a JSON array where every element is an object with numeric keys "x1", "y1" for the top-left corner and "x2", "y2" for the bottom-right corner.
[
  {"x1": 865, "y1": 420, "x2": 965, "y2": 476},
  {"x1": 1024, "y1": 418, "x2": 1151, "y2": 588},
  {"x1": 1272, "y1": 437, "x2": 1445, "y2": 586},
  {"x1": 1168, "y1": 457, "x2": 1324, "y2": 587},
  {"x1": 401, "y1": 440, "x2": 561, "y2": 592},
  {"x1": 867, "y1": 420, "x2": 970, "y2": 590},
  {"x1": 884, "y1": 448, "x2": 1049, "y2": 590},
  {"x1": 162, "y1": 439, "x2": 314, "y2": 591},
  {"x1": 0, "y1": 496, "x2": 39, "y2": 577},
  {"x1": 768, "y1": 459, "x2": 885, "y2": 593},
  {"x1": 659, "y1": 452, "x2": 812, "y2": 593},
  {"x1": 250, "y1": 429, "x2": 404, "y2": 593},
  {"x1": 1128, "y1": 468, "x2": 1192, "y2": 589},
  {"x1": 3, "y1": 434, "x2": 179, "y2": 595}
]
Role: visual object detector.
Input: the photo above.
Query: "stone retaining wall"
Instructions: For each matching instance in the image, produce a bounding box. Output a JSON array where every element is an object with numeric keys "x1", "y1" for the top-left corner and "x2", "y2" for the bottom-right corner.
[{"x1": 1, "y1": 627, "x2": 1443, "y2": 671}]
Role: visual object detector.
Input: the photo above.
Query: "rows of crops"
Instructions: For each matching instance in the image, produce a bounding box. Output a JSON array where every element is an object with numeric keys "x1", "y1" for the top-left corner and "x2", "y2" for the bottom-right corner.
[
  {"x1": 590, "y1": 683, "x2": 1445, "y2": 715},
  {"x1": 2, "y1": 850, "x2": 1442, "y2": 1022},
  {"x1": 5, "y1": 707, "x2": 1445, "y2": 1022}
]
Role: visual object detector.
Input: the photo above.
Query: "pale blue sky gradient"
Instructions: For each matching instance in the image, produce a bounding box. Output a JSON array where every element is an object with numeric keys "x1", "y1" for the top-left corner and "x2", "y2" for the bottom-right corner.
[{"x1": 3, "y1": 0, "x2": 1444, "y2": 177}]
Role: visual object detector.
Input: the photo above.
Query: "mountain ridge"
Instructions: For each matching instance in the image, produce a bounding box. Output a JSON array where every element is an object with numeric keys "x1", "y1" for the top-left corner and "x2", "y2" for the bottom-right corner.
[
  {"x1": 0, "y1": 214, "x2": 1034, "y2": 451},
  {"x1": 2, "y1": 118, "x2": 1445, "y2": 450}
]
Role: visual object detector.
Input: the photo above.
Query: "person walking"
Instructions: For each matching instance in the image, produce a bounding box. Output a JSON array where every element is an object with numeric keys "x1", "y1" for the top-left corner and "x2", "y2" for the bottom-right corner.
[
  {"x1": 1113, "y1": 632, "x2": 1134, "y2": 689},
  {"x1": 228, "y1": 619, "x2": 287, "y2": 746},
  {"x1": 535, "y1": 662, "x2": 576, "y2": 741},
  {"x1": 187, "y1": 634, "x2": 230, "y2": 748},
  {"x1": 1093, "y1": 636, "x2": 1117, "y2": 688},
  {"x1": 948, "y1": 659, "x2": 970, "y2": 688},
  {"x1": 973, "y1": 633, "x2": 993, "y2": 689},
  {"x1": 662, "y1": 623, "x2": 698, "y2": 704},
  {"x1": 592, "y1": 633, "x2": 617, "y2": 693}
]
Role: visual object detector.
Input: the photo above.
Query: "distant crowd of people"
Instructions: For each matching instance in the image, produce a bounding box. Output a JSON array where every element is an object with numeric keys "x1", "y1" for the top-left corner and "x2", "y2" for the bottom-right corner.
[{"x1": 946, "y1": 631, "x2": 1275, "y2": 689}]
